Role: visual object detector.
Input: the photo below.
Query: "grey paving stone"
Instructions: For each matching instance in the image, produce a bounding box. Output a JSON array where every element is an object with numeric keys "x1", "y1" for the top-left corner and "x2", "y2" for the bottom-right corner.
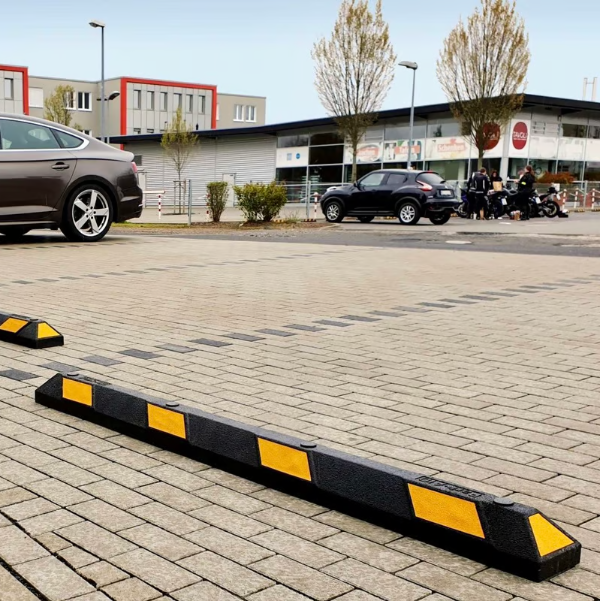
[
  {"x1": 119, "y1": 350, "x2": 162, "y2": 360},
  {"x1": 41, "y1": 362, "x2": 79, "y2": 373},
  {"x1": 392, "y1": 306, "x2": 431, "y2": 312},
  {"x1": 189, "y1": 338, "x2": 232, "y2": 347},
  {"x1": 70, "y1": 499, "x2": 145, "y2": 532},
  {"x1": 20, "y1": 509, "x2": 83, "y2": 537},
  {"x1": 369, "y1": 310, "x2": 406, "y2": 317},
  {"x1": 314, "y1": 319, "x2": 353, "y2": 327},
  {"x1": 247, "y1": 584, "x2": 312, "y2": 600},
  {"x1": 224, "y1": 333, "x2": 265, "y2": 342},
  {"x1": 460, "y1": 295, "x2": 499, "y2": 301},
  {"x1": 481, "y1": 291, "x2": 518, "y2": 297},
  {"x1": 256, "y1": 329, "x2": 296, "y2": 337},
  {"x1": 16, "y1": 556, "x2": 95, "y2": 600},
  {"x1": 0, "y1": 564, "x2": 39, "y2": 601},
  {"x1": 339, "y1": 315, "x2": 381, "y2": 322},
  {"x1": 284, "y1": 324, "x2": 327, "y2": 332},
  {"x1": 82, "y1": 355, "x2": 123, "y2": 367},
  {"x1": 157, "y1": 344, "x2": 196, "y2": 353},
  {"x1": 0, "y1": 370, "x2": 37, "y2": 382},
  {"x1": 418, "y1": 302, "x2": 455, "y2": 309},
  {"x1": 2, "y1": 497, "x2": 59, "y2": 521},
  {"x1": 79, "y1": 561, "x2": 129, "y2": 587},
  {"x1": 172, "y1": 581, "x2": 242, "y2": 601},
  {"x1": 132, "y1": 502, "x2": 206, "y2": 536}
]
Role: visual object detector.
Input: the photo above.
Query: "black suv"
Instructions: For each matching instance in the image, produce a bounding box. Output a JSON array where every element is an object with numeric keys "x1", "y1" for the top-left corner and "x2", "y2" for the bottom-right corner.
[{"x1": 320, "y1": 169, "x2": 457, "y2": 225}]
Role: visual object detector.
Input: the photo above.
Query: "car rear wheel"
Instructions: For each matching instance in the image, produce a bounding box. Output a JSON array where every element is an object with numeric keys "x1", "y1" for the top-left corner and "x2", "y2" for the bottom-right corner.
[
  {"x1": 61, "y1": 185, "x2": 114, "y2": 242},
  {"x1": 357, "y1": 216, "x2": 374, "y2": 223},
  {"x1": 324, "y1": 201, "x2": 344, "y2": 223},
  {"x1": 398, "y1": 201, "x2": 421, "y2": 225},
  {"x1": 0, "y1": 227, "x2": 31, "y2": 240},
  {"x1": 429, "y1": 212, "x2": 451, "y2": 225}
]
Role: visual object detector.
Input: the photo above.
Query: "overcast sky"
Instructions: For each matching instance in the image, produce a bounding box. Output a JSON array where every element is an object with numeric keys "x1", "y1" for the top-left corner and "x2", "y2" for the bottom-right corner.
[{"x1": 1, "y1": 0, "x2": 598, "y2": 124}]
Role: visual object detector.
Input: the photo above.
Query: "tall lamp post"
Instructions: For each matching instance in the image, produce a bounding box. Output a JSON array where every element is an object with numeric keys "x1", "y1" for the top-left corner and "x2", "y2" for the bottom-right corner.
[
  {"x1": 96, "y1": 91, "x2": 120, "y2": 144},
  {"x1": 399, "y1": 61, "x2": 418, "y2": 169},
  {"x1": 89, "y1": 19, "x2": 106, "y2": 142}
]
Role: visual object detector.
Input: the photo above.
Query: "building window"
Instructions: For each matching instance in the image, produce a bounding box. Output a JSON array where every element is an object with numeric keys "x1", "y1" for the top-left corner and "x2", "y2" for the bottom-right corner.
[
  {"x1": 78, "y1": 92, "x2": 91, "y2": 111},
  {"x1": 160, "y1": 92, "x2": 168, "y2": 111},
  {"x1": 147, "y1": 128, "x2": 154, "y2": 134},
  {"x1": 133, "y1": 128, "x2": 141, "y2": 134},
  {"x1": 174, "y1": 93, "x2": 182, "y2": 109},
  {"x1": 82, "y1": 129, "x2": 93, "y2": 136},
  {"x1": 187, "y1": 94, "x2": 193, "y2": 113},
  {"x1": 65, "y1": 91, "x2": 77, "y2": 110},
  {"x1": 562, "y1": 123, "x2": 587, "y2": 138},
  {"x1": 245, "y1": 105, "x2": 256, "y2": 122},
  {"x1": 133, "y1": 90, "x2": 142, "y2": 109},
  {"x1": 4, "y1": 78, "x2": 14, "y2": 100},
  {"x1": 147, "y1": 91, "x2": 155, "y2": 110},
  {"x1": 29, "y1": 87, "x2": 44, "y2": 108},
  {"x1": 234, "y1": 105, "x2": 244, "y2": 121},
  {"x1": 133, "y1": 155, "x2": 143, "y2": 166},
  {"x1": 199, "y1": 96, "x2": 206, "y2": 115}
]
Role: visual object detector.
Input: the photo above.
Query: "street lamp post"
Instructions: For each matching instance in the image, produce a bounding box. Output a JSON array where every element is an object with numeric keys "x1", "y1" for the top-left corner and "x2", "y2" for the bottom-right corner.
[
  {"x1": 96, "y1": 92, "x2": 120, "y2": 144},
  {"x1": 399, "y1": 61, "x2": 418, "y2": 169},
  {"x1": 89, "y1": 20, "x2": 106, "y2": 143}
]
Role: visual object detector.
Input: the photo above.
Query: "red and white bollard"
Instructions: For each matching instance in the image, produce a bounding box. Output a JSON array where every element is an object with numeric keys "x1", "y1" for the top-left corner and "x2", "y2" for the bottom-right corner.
[
  {"x1": 157, "y1": 194, "x2": 162, "y2": 221},
  {"x1": 313, "y1": 193, "x2": 319, "y2": 221}
]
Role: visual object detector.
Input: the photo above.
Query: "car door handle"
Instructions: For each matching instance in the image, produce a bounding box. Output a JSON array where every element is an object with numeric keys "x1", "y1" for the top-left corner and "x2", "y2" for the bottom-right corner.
[{"x1": 51, "y1": 162, "x2": 70, "y2": 171}]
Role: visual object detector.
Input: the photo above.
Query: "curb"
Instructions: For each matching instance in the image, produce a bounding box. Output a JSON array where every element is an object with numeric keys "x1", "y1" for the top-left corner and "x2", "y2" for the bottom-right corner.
[
  {"x1": 0, "y1": 313, "x2": 64, "y2": 349},
  {"x1": 35, "y1": 373, "x2": 581, "y2": 581}
]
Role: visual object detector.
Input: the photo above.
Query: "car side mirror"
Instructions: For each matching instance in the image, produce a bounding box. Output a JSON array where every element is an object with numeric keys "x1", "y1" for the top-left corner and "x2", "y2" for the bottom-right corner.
[{"x1": 354, "y1": 181, "x2": 360, "y2": 189}]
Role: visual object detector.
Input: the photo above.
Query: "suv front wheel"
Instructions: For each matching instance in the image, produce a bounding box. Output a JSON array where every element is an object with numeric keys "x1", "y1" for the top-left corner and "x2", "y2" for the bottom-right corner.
[
  {"x1": 324, "y1": 200, "x2": 344, "y2": 223},
  {"x1": 398, "y1": 200, "x2": 421, "y2": 225}
]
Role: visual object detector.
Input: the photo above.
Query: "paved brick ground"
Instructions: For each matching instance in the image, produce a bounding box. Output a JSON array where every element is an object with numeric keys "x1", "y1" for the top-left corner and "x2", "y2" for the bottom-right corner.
[{"x1": 1, "y1": 234, "x2": 600, "y2": 600}]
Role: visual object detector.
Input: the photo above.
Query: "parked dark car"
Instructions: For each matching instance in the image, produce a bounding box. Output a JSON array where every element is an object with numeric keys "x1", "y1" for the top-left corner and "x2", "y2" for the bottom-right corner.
[
  {"x1": 320, "y1": 169, "x2": 457, "y2": 225},
  {"x1": 0, "y1": 113, "x2": 143, "y2": 242}
]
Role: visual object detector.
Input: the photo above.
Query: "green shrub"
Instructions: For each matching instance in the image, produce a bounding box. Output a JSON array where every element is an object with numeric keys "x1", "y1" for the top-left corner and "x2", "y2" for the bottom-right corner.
[
  {"x1": 206, "y1": 181, "x2": 229, "y2": 222},
  {"x1": 234, "y1": 181, "x2": 287, "y2": 222}
]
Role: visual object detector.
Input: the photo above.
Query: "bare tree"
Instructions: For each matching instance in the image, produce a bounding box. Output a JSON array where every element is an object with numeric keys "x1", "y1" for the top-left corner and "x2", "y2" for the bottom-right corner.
[
  {"x1": 312, "y1": 0, "x2": 397, "y2": 182},
  {"x1": 437, "y1": 0, "x2": 530, "y2": 169},
  {"x1": 44, "y1": 85, "x2": 78, "y2": 128},
  {"x1": 161, "y1": 108, "x2": 199, "y2": 212}
]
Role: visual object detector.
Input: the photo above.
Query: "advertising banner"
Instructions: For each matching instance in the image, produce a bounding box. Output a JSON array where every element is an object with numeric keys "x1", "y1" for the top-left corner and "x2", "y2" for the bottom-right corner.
[
  {"x1": 276, "y1": 147, "x2": 309, "y2": 168},
  {"x1": 425, "y1": 137, "x2": 470, "y2": 160},
  {"x1": 345, "y1": 142, "x2": 383, "y2": 164},
  {"x1": 383, "y1": 140, "x2": 423, "y2": 162},
  {"x1": 509, "y1": 119, "x2": 531, "y2": 157}
]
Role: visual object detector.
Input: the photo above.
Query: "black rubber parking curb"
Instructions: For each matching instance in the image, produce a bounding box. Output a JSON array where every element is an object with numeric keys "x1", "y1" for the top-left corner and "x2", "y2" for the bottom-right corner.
[
  {"x1": 0, "y1": 312, "x2": 64, "y2": 349},
  {"x1": 35, "y1": 372, "x2": 581, "y2": 582}
]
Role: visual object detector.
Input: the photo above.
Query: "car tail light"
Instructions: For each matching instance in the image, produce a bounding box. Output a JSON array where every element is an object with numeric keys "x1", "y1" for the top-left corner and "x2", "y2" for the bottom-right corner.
[
  {"x1": 131, "y1": 162, "x2": 138, "y2": 174},
  {"x1": 417, "y1": 181, "x2": 433, "y2": 192}
]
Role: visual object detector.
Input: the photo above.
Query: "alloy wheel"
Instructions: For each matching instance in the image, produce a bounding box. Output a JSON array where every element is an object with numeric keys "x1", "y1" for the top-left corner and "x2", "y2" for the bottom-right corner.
[
  {"x1": 400, "y1": 205, "x2": 416, "y2": 222},
  {"x1": 326, "y1": 204, "x2": 340, "y2": 220},
  {"x1": 72, "y1": 190, "x2": 111, "y2": 237}
]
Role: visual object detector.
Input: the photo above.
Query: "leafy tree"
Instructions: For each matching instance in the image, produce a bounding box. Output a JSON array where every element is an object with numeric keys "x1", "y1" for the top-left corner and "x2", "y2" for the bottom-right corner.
[
  {"x1": 44, "y1": 85, "x2": 78, "y2": 128},
  {"x1": 312, "y1": 0, "x2": 397, "y2": 182},
  {"x1": 437, "y1": 0, "x2": 530, "y2": 168},
  {"x1": 161, "y1": 108, "x2": 199, "y2": 212}
]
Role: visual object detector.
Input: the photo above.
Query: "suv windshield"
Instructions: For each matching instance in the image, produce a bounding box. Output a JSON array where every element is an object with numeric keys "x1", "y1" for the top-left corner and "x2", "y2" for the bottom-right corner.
[{"x1": 417, "y1": 172, "x2": 446, "y2": 186}]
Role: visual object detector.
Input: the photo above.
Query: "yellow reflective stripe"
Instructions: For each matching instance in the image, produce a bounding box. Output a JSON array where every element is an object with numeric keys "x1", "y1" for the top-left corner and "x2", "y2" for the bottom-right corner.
[
  {"x1": 37, "y1": 323, "x2": 61, "y2": 339},
  {"x1": 529, "y1": 514, "x2": 573, "y2": 556},
  {"x1": 62, "y1": 378, "x2": 93, "y2": 406},
  {"x1": 408, "y1": 484, "x2": 485, "y2": 539},
  {"x1": 0, "y1": 318, "x2": 28, "y2": 334},
  {"x1": 147, "y1": 404, "x2": 186, "y2": 439},
  {"x1": 258, "y1": 438, "x2": 311, "y2": 481}
]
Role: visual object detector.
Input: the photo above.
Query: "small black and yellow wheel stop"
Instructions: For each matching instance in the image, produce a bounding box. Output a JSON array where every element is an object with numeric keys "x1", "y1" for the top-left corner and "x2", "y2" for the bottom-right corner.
[
  {"x1": 0, "y1": 312, "x2": 64, "y2": 349},
  {"x1": 35, "y1": 373, "x2": 581, "y2": 581}
]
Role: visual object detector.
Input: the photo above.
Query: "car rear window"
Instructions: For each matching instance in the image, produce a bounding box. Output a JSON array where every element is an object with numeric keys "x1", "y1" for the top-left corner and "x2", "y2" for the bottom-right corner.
[
  {"x1": 54, "y1": 130, "x2": 84, "y2": 149},
  {"x1": 417, "y1": 172, "x2": 445, "y2": 186}
]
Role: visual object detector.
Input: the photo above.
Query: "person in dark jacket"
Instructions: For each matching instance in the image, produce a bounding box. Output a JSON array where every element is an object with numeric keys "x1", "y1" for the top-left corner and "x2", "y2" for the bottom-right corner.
[
  {"x1": 516, "y1": 165, "x2": 536, "y2": 219},
  {"x1": 467, "y1": 168, "x2": 491, "y2": 219},
  {"x1": 490, "y1": 170, "x2": 503, "y2": 185}
]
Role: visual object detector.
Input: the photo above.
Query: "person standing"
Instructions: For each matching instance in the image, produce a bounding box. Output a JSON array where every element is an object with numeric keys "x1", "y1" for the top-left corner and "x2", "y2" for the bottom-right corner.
[
  {"x1": 516, "y1": 165, "x2": 536, "y2": 220},
  {"x1": 468, "y1": 168, "x2": 491, "y2": 219}
]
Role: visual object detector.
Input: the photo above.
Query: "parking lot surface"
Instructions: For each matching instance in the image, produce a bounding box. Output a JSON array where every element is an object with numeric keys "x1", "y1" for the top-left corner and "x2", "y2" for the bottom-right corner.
[{"x1": 1, "y1": 233, "x2": 600, "y2": 600}]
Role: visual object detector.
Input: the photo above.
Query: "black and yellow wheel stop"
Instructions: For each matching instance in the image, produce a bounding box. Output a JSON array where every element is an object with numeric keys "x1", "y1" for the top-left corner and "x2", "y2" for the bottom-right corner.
[
  {"x1": 0, "y1": 312, "x2": 64, "y2": 349},
  {"x1": 35, "y1": 373, "x2": 581, "y2": 581}
]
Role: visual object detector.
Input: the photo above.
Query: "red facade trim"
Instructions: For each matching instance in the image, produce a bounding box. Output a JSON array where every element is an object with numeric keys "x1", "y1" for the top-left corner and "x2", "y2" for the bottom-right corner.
[
  {"x1": 0, "y1": 64, "x2": 29, "y2": 115},
  {"x1": 119, "y1": 76, "x2": 218, "y2": 135}
]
